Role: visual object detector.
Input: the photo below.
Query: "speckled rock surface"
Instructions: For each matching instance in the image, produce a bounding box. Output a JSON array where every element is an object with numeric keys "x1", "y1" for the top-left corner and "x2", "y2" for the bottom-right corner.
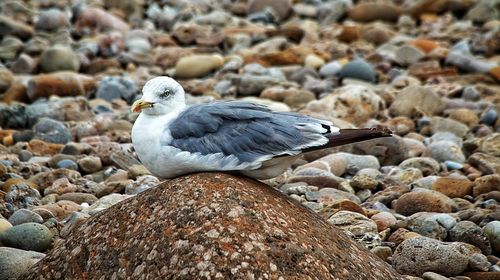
[{"x1": 22, "y1": 173, "x2": 400, "y2": 279}]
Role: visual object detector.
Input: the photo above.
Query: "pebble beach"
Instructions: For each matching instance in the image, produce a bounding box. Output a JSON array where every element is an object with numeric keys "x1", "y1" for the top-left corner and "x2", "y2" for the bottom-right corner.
[{"x1": 0, "y1": 0, "x2": 499, "y2": 279}]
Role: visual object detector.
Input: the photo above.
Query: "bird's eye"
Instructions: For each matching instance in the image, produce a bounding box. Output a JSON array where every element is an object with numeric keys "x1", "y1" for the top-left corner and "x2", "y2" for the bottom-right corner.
[{"x1": 159, "y1": 89, "x2": 171, "y2": 98}]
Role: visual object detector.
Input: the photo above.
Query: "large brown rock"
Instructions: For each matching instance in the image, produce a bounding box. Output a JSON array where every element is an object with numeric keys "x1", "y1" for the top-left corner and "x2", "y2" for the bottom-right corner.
[
  {"x1": 393, "y1": 190, "x2": 454, "y2": 216},
  {"x1": 22, "y1": 173, "x2": 400, "y2": 279}
]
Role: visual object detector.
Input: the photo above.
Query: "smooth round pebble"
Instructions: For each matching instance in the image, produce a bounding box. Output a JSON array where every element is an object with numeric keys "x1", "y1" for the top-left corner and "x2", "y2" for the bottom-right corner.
[
  {"x1": 39, "y1": 45, "x2": 80, "y2": 73},
  {"x1": 7, "y1": 209, "x2": 44, "y2": 226},
  {"x1": 338, "y1": 59, "x2": 376, "y2": 83},
  {"x1": 0, "y1": 219, "x2": 13, "y2": 234},
  {"x1": 392, "y1": 236, "x2": 472, "y2": 277},
  {"x1": 56, "y1": 159, "x2": 78, "y2": 170},
  {"x1": 394, "y1": 190, "x2": 454, "y2": 216},
  {"x1": 484, "y1": 221, "x2": 500, "y2": 254},
  {"x1": 0, "y1": 222, "x2": 53, "y2": 252},
  {"x1": 33, "y1": 118, "x2": 72, "y2": 144},
  {"x1": 319, "y1": 60, "x2": 343, "y2": 77},
  {"x1": 77, "y1": 156, "x2": 103, "y2": 174},
  {"x1": 428, "y1": 141, "x2": 466, "y2": 163},
  {"x1": 0, "y1": 247, "x2": 46, "y2": 280}
]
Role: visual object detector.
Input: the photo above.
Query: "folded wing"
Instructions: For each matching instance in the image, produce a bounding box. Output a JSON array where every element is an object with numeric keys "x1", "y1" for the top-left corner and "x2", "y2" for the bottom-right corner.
[{"x1": 165, "y1": 102, "x2": 338, "y2": 167}]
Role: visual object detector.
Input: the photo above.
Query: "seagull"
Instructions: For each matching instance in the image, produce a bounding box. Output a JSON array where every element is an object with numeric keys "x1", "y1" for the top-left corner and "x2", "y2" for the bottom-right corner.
[{"x1": 131, "y1": 76, "x2": 392, "y2": 180}]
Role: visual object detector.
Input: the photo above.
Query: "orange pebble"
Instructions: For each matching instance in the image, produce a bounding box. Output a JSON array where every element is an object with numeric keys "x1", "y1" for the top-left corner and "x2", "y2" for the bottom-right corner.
[
  {"x1": 489, "y1": 66, "x2": 500, "y2": 81},
  {"x1": 410, "y1": 39, "x2": 439, "y2": 53}
]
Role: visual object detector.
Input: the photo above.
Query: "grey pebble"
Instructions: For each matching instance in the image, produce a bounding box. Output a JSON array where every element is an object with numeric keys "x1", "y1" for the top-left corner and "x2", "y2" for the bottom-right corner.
[
  {"x1": 0, "y1": 222, "x2": 53, "y2": 252},
  {"x1": 0, "y1": 247, "x2": 46, "y2": 280},
  {"x1": 8, "y1": 209, "x2": 44, "y2": 226},
  {"x1": 338, "y1": 58, "x2": 376, "y2": 83},
  {"x1": 33, "y1": 117, "x2": 72, "y2": 144}
]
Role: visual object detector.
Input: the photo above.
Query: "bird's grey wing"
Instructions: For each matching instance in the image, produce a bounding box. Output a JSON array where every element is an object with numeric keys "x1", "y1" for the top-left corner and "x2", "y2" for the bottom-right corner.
[{"x1": 165, "y1": 101, "x2": 336, "y2": 167}]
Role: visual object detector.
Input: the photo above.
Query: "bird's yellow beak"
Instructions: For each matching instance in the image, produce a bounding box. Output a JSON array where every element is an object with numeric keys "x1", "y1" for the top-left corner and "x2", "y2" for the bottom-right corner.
[{"x1": 131, "y1": 99, "x2": 154, "y2": 112}]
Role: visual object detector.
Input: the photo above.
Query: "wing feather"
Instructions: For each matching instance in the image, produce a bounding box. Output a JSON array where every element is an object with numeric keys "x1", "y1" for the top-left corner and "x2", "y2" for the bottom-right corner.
[{"x1": 167, "y1": 101, "x2": 334, "y2": 166}]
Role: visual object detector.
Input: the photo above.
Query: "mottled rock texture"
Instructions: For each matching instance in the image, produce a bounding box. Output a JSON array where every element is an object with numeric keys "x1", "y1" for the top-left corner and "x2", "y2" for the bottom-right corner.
[{"x1": 22, "y1": 173, "x2": 400, "y2": 279}]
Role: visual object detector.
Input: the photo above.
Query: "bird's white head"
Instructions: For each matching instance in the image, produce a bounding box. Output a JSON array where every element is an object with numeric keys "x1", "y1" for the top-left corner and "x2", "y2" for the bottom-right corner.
[{"x1": 131, "y1": 76, "x2": 186, "y2": 115}]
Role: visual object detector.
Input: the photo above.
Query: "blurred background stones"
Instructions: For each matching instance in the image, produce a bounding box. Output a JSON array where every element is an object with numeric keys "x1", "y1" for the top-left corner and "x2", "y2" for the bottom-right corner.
[{"x1": 0, "y1": 0, "x2": 499, "y2": 279}]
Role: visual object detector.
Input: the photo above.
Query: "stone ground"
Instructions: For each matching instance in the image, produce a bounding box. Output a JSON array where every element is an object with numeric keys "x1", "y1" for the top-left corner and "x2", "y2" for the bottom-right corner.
[{"x1": 0, "y1": 0, "x2": 499, "y2": 279}]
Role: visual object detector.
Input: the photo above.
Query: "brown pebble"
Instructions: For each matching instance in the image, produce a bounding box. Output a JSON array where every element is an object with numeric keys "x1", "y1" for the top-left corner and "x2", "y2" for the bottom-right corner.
[
  {"x1": 348, "y1": 3, "x2": 403, "y2": 22},
  {"x1": 388, "y1": 228, "x2": 420, "y2": 246},
  {"x1": 473, "y1": 174, "x2": 500, "y2": 197},
  {"x1": 27, "y1": 72, "x2": 96, "y2": 102},
  {"x1": 28, "y1": 140, "x2": 64, "y2": 156},
  {"x1": 393, "y1": 191, "x2": 454, "y2": 216},
  {"x1": 431, "y1": 177, "x2": 473, "y2": 198}
]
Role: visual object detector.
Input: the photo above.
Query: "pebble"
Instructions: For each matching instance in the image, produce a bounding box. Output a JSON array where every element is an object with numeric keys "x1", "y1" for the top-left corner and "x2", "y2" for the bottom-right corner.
[
  {"x1": 338, "y1": 59, "x2": 376, "y2": 83},
  {"x1": 0, "y1": 222, "x2": 53, "y2": 252},
  {"x1": 389, "y1": 86, "x2": 445, "y2": 117},
  {"x1": 82, "y1": 193, "x2": 133, "y2": 215},
  {"x1": 430, "y1": 117, "x2": 470, "y2": 138},
  {"x1": 0, "y1": 219, "x2": 13, "y2": 234},
  {"x1": 428, "y1": 141, "x2": 466, "y2": 163},
  {"x1": 371, "y1": 211, "x2": 397, "y2": 232},
  {"x1": 483, "y1": 221, "x2": 500, "y2": 254},
  {"x1": 40, "y1": 45, "x2": 80, "y2": 73},
  {"x1": 395, "y1": 45, "x2": 425, "y2": 66},
  {"x1": 479, "y1": 133, "x2": 500, "y2": 157},
  {"x1": 33, "y1": 118, "x2": 72, "y2": 144},
  {"x1": 33, "y1": 200, "x2": 81, "y2": 220},
  {"x1": 35, "y1": 9, "x2": 70, "y2": 32},
  {"x1": 5, "y1": 183, "x2": 42, "y2": 211},
  {"x1": 341, "y1": 153, "x2": 381, "y2": 174},
  {"x1": 388, "y1": 228, "x2": 420, "y2": 246},
  {"x1": 288, "y1": 167, "x2": 344, "y2": 189},
  {"x1": 0, "y1": 0, "x2": 498, "y2": 275},
  {"x1": 319, "y1": 60, "x2": 343, "y2": 77},
  {"x1": 370, "y1": 246, "x2": 392, "y2": 262},
  {"x1": 127, "y1": 164, "x2": 151, "y2": 179},
  {"x1": 480, "y1": 109, "x2": 498, "y2": 126},
  {"x1": 175, "y1": 54, "x2": 224, "y2": 79},
  {"x1": 448, "y1": 108, "x2": 480, "y2": 126},
  {"x1": 96, "y1": 76, "x2": 137, "y2": 103},
  {"x1": 468, "y1": 253, "x2": 491, "y2": 272},
  {"x1": 125, "y1": 175, "x2": 159, "y2": 194},
  {"x1": 7, "y1": 209, "x2": 44, "y2": 226},
  {"x1": 431, "y1": 176, "x2": 473, "y2": 198},
  {"x1": 388, "y1": 167, "x2": 423, "y2": 185},
  {"x1": 304, "y1": 54, "x2": 325, "y2": 69},
  {"x1": 468, "y1": 153, "x2": 500, "y2": 175},
  {"x1": 407, "y1": 212, "x2": 457, "y2": 240},
  {"x1": 59, "y1": 211, "x2": 90, "y2": 238},
  {"x1": 247, "y1": 0, "x2": 293, "y2": 21},
  {"x1": 399, "y1": 157, "x2": 440, "y2": 176},
  {"x1": 473, "y1": 174, "x2": 500, "y2": 197},
  {"x1": 394, "y1": 189, "x2": 454, "y2": 216},
  {"x1": 307, "y1": 84, "x2": 384, "y2": 125},
  {"x1": 56, "y1": 159, "x2": 78, "y2": 170},
  {"x1": 309, "y1": 187, "x2": 360, "y2": 205},
  {"x1": 450, "y1": 221, "x2": 492, "y2": 255},
  {"x1": 327, "y1": 210, "x2": 378, "y2": 236},
  {"x1": 350, "y1": 174, "x2": 378, "y2": 190},
  {"x1": 0, "y1": 247, "x2": 46, "y2": 280},
  {"x1": 58, "y1": 193, "x2": 97, "y2": 205},
  {"x1": 235, "y1": 74, "x2": 283, "y2": 96},
  {"x1": 0, "y1": 15, "x2": 34, "y2": 39},
  {"x1": 422, "y1": 272, "x2": 450, "y2": 280},
  {"x1": 44, "y1": 178, "x2": 78, "y2": 196},
  {"x1": 393, "y1": 236, "x2": 473, "y2": 277},
  {"x1": 77, "y1": 156, "x2": 103, "y2": 174},
  {"x1": 318, "y1": 199, "x2": 365, "y2": 219}
]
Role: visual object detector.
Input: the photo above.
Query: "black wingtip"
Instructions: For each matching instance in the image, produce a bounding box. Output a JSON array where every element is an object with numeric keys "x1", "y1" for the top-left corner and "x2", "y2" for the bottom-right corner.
[{"x1": 326, "y1": 127, "x2": 393, "y2": 148}]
